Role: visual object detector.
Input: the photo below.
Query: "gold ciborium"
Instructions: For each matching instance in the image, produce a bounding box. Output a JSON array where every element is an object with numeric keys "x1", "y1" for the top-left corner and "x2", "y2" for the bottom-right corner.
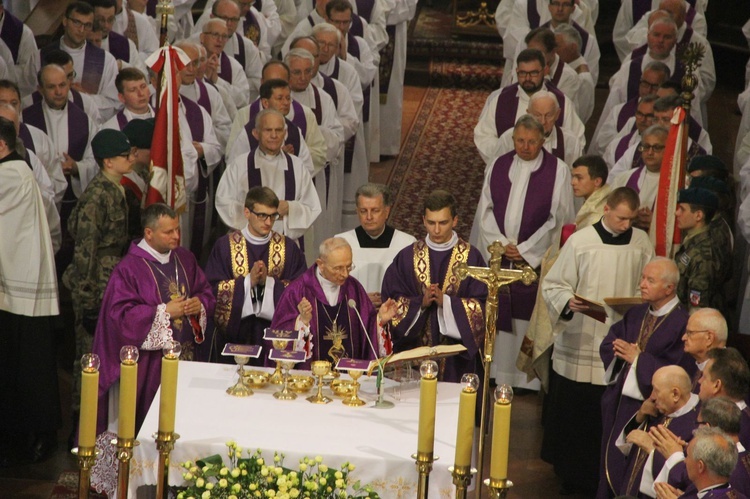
[
  {"x1": 226, "y1": 355, "x2": 253, "y2": 397},
  {"x1": 307, "y1": 360, "x2": 333, "y2": 404},
  {"x1": 342, "y1": 370, "x2": 366, "y2": 407},
  {"x1": 269, "y1": 340, "x2": 285, "y2": 384}
]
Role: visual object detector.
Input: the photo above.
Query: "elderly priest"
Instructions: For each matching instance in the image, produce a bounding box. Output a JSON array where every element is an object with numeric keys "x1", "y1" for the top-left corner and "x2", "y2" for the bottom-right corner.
[{"x1": 269, "y1": 237, "x2": 399, "y2": 369}]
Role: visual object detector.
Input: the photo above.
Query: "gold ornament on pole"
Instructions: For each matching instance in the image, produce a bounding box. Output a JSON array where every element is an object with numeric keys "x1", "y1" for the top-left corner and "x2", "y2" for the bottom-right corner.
[
  {"x1": 679, "y1": 42, "x2": 705, "y2": 122},
  {"x1": 454, "y1": 241, "x2": 537, "y2": 486}
]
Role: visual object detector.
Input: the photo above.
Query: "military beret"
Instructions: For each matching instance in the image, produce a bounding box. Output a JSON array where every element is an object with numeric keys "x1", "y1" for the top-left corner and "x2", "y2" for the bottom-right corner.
[
  {"x1": 122, "y1": 118, "x2": 155, "y2": 149},
  {"x1": 688, "y1": 175, "x2": 730, "y2": 195},
  {"x1": 686, "y1": 155, "x2": 727, "y2": 173},
  {"x1": 677, "y1": 187, "x2": 719, "y2": 209},
  {"x1": 91, "y1": 129, "x2": 131, "y2": 159}
]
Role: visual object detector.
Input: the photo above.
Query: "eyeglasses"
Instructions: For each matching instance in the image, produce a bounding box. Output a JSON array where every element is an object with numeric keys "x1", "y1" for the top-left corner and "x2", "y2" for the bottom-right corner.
[
  {"x1": 639, "y1": 80, "x2": 661, "y2": 91},
  {"x1": 517, "y1": 69, "x2": 542, "y2": 79},
  {"x1": 215, "y1": 15, "x2": 241, "y2": 23},
  {"x1": 638, "y1": 143, "x2": 665, "y2": 152},
  {"x1": 531, "y1": 112, "x2": 557, "y2": 122},
  {"x1": 250, "y1": 210, "x2": 280, "y2": 222},
  {"x1": 330, "y1": 264, "x2": 356, "y2": 274},
  {"x1": 67, "y1": 17, "x2": 94, "y2": 31},
  {"x1": 635, "y1": 111, "x2": 655, "y2": 120},
  {"x1": 205, "y1": 31, "x2": 230, "y2": 40},
  {"x1": 684, "y1": 329, "x2": 710, "y2": 337}
]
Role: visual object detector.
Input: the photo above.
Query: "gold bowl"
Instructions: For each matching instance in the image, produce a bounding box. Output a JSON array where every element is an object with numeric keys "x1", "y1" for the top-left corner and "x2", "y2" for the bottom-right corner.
[
  {"x1": 243, "y1": 370, "x2": 270, "y2": 388},
  {"x1": 288, "y1": 375, "x2": 314, "y2": 393},
  {"x1": 330, "y1": 379, "x2": 356, "y2": 397}
]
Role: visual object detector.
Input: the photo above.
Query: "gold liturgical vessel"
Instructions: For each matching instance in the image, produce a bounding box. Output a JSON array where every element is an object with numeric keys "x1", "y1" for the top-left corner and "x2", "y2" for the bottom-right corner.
[{"x1": 307, "y1": 360, "x2": 333, "y2": 404}]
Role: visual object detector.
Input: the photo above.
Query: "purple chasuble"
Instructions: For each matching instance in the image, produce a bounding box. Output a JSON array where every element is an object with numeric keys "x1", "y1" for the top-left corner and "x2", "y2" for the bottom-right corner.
[
  {"x1": 269, "y1": 265, "x2": 380, "y2": 370},
  {"x1": 381, "y1": 240, "x2": 487, "y2": 382},
  {"x1": 91, "y1": 242, "x2": 215, "y2": 437},
  {"x1": 0, "y1": 10, "x2": 24, "y2": 63},
  {"x1": 597, "y1": 302, "x2": 693, "y2": 498},
  {"x1": 489, "y1": 149, "x2": 557, "y2": 325},
  {"x1": 203, "y1": 231, "x2": 307, "y2": 364},
  {"x1": 246, "y1": 150, "x2": 296, "y2": 201},
  {"x1": 731, "y1": 451, "x2": 750, "y2": 497}
]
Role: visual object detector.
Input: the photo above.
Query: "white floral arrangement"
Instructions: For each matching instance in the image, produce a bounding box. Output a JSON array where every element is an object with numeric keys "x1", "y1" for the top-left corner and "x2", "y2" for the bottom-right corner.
[{"x1": 176, "y1": 441, "x2": 380, "y2": 499}]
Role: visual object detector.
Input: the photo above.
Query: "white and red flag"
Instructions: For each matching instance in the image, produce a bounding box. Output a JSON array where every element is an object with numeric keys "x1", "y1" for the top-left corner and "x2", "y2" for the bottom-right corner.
[
  {"x1": 144, "y1": 45, "x2": 190, "y2": 212},
  {"x1": 650, "y1": 106, "x2": 689, "y2": 257}
]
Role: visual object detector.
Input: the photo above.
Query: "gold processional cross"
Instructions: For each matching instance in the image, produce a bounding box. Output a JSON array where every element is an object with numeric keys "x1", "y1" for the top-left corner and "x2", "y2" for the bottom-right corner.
[{"x1": 454, "y1": 240, "x2": 537, "y2": 486}]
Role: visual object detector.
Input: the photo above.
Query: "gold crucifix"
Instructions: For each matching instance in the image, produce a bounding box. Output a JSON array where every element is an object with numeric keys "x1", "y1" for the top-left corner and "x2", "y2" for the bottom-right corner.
[{"x1": 454, "y1": 240, "x2": 537, "y2": 488}]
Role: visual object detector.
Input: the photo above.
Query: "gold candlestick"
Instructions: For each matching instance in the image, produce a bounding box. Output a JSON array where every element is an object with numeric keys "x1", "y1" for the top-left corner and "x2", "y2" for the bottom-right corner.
[
  {"x1": 412, "y1": 451, "x2": 437, "y2": 499},
  {"x1": 72, "y1": 445, "x2": 98, "y2": 498},
  {"x1": 154, "y1": 430, "x2": 180, "y2": 499},
  {"x1": 449, "y1": 465, "x2": 475, "y2": 499},
  {"x1": 484, "y1": 477, "x2": 513, "y2": 498},
  {"x1": 113, "y1": 437, "x2": 139, "y2": 499}
]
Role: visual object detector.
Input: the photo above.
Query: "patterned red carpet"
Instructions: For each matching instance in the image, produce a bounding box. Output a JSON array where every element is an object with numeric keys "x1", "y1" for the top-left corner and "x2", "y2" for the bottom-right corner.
[{"x1": 387, "y1": 86, "x2": 491, "y2": 239}]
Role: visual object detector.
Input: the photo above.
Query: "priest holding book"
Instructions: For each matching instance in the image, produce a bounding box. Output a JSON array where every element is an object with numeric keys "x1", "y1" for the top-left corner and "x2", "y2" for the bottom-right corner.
[{"x1": 540, "y1": 187, "x2": 654, "y2": 496}]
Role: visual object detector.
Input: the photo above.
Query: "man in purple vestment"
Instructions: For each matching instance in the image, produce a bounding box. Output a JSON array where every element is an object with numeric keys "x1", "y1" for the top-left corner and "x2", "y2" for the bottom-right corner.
[
  {"x1": 270, "y1": 237, "x2": 398, "y2": 370},
  {"x1": 91, "y1": 203, "x2": 215, "y2": 438},
  {"x1": 598, "y1": 258, "x2": 695, "y2": 498},
  {"x1": 381, "y1": 190, "x2": 486, "y2": 383},
  {"x1": 616, "y1": 365, "x2": 699, "y2": 497},
  {"x1": 204, "y1": 187, "x2": 307, "y2": 364},
  {"x1": 682, "y1": 427, "x2": 747, "y2": 499}
]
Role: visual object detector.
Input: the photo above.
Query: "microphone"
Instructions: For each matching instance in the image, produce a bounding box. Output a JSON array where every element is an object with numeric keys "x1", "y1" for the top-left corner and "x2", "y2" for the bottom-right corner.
[
  {"x1": 348, "y1": 298, "x2": 380, "y2": 360},
  {"x1": 348, "y1": 299, "x2": 394, "y2": 408}
]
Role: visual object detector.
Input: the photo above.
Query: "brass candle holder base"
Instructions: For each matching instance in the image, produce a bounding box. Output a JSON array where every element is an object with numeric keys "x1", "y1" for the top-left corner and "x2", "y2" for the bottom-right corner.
[
  {"x1": 111, "y1": 437, "x2": 139, "y2": 499},
  {"x1": 484, "y1": 477, "x2": 513, "y2": 498},
  {"x1": 449, "y1": 465, "x2": 475, "y2": 499},
  {"x1": 226, "y1": 355, "x2": 253, "y2": 397},
  {"x1": 72, "y1": 445, "x2": 99, "y2": 498},
  {"x1": 153, "y1": 431, "x2": 180, "y2": 499},
  {"x1": 342, "y1": 370, "x2": 366, "y2": 407},
  {"x1": 412, "y1": 452, "x2": 437, "y2": 499}
]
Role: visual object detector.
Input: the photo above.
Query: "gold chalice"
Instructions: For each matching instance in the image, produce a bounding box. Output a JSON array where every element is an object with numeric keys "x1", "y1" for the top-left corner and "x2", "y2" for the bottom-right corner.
[
  {"x1": 307, "y1": 360, "x2": 333, "y2": 404},
  {"x1": 273, "y1": 360, "x2": 297, "y2": 400},
  {"x1": 226, "y1": 355, "x2": 253, "y2": 397},
  {"x1": 342, "y1": 370, "x2": 366, "y2": 407},
  {"x1": 269, "y1": 340, "x2": 285, "y2": 384}
]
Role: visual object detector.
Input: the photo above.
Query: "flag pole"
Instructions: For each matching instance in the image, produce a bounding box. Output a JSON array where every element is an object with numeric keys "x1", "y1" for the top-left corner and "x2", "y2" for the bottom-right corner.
[{"x1": 154, "y1": 0, "x2": 174, "y2": 113}]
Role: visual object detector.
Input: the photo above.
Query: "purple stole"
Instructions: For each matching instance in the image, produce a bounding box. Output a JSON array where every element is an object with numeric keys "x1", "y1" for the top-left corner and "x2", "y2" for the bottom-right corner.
[
  {"x1": 685, "y1": 6, "x2": 696, "y2": 26},
  {"x1": 195, "y1": 79, "x2": 212, "y2": 114},
  {"x1": 107, "y1": 31, "x2": 131, "y2": 62},
  {"x1": 527, "y1": 0, "x2": 540, "y2": 28},
  {"x1": 18, "y1": 123, "x2": 34, "y2": 154},
  {"x1": 494, "y1": 83, "x2": 566, "y2": 137},
  {"x1": 22, "y1": 102, "x2": 89, "y2": 162},
  {"x1": 549, "y1": 58, "x2": 564, "y2": 88},
  {"x1": 246, "y1": 150, "x2": 296, "y2": 202},
  {"x1": 233, "y1": 33, "x2": 247, "y2": 69},
  {"x1": 356, "y1": 0, "x2": 375, "y2": 22},
  {"x1": 379, "y1": 24, "x2": 397, "y2": 97},
  {"x1": 41, "y1": 40, "x2": 106, "y2": 94},
  {"x1": 0, "y1": 11, "x2": 24, "y2": 63},
  {"x1": 676, "y1": 27, "x2": 695, "y2": 56},
  {"x1": 631, "y1": 43, "x2": 648, "y2": 59},
  {"x1": 615, "y1": 130, "x2": 637, "y2": 163},
  {"x1": 550, "y1": 126, "x2": 565, "y2": 161},
  {"x1": 219, "y1": 52, "x2": 234, "y2": 85},
  {"x1": 147, "y1": 0, "x2": 156, "y2": 16},
  {"x1": 346, "y1": 33, "x2": 371, "y2": 123},
  {"x1": 115, "y1": 109, "x2": 129, "y2": 130},
  {"x1": 490, "y1": 149, "x2": 558, "y2": 325},
  {"x1": 349, "y1": 13, "x2": 365, "y2": 39},
  {"x1": 625, "y1": 166, "x2": 645, "y2": 192},
  {"x1": 319, "y1": 73, "x2": 355, "y2": 174},
  {"x1": 243, "y1": 10, "x2": 261, "y2": 45},
  {"x1": 183, "y1": 97, "x2": 210, "y2": 256},
  {"x1": 617, "y1": 97, "x2": 639, "y2": 132},
  {"x1": 309, "y1": 84, "x2": 324, "y2": 125},
  {"x1": 632, "y1": 0, "x2": 652, "y2": 25},
  {"x1": 31, "y1": 89, "x2": 85, "y2": 112},
  {"x1": 307, "y1": 14, "x2": 316, "y2": 27}
]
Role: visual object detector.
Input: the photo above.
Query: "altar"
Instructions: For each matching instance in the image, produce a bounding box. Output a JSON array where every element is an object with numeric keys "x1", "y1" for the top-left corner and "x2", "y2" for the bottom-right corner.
[{"x1": 126, "y1": 361, "x2": 463, "y2": 498}]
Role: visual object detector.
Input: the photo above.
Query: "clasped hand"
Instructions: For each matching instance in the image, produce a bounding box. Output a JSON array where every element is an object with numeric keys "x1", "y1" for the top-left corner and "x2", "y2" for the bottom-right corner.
[{"x1": 165, "y1": 296, "x2": 201, "y2": 318}]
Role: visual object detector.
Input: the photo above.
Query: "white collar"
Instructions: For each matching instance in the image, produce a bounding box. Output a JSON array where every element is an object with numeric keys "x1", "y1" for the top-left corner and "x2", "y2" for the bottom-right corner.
[
  {"x1": 315, "y1": 266, "x2": 340, "y2": 306},
  {"x1": 737, "y1": 400, "x2": 748, "y2": 411},
  {"x1": 600, "y1": 218, "x2": 623, "y2": 237},
  {"x1": 137, "y1": 238, "x2": 171, "y2": 264},
  {"x1": 241, "y1": 226, "x2": 271, "y2": 245},
  {"x1": 667, "y1": 393, "x2": 700, "y2": 418},
  {"x1": 649, "y1": 295, "x2": 680, "y2": 317},
  {"x1": 257, "y1": 148, "x2": 283, "y2": 161},
  {"x1": 426, "y1": 231, "x2": 458, "y2": 251},
  {"x1": 696, "y1": 358, "x2": 709, "y2": 371}
]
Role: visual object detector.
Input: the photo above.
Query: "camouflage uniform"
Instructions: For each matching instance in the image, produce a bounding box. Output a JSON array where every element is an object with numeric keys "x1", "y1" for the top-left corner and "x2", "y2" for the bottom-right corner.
[
  {"x1": 62, "y1": 170, "x2": 129, "y2": 412},
  {"x1": 675, "y1": 225, "x2": 726, "y2": 313}
]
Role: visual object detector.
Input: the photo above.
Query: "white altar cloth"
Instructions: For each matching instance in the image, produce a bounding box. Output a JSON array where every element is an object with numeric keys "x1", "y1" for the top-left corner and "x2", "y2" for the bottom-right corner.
[{"x1": 127, "y1": 361, "x2": 463, "y2": 498}]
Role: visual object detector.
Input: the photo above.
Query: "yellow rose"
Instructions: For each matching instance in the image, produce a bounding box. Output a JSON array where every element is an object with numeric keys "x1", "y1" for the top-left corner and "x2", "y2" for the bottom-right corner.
[{"x1": 195, "y1": 478, "x2": 205, "y2": 488}]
